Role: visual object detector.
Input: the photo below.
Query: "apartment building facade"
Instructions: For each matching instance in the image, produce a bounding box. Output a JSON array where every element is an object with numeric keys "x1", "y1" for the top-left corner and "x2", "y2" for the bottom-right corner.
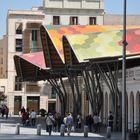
[
  {"x1": 6, "y1": 8, "x2": 47, "y2": 115},
  {"x1": 43, "y1": 0, "x2": 104, "y2": 25},
  {"x1": 3, "y1": 0, "x2": 104, "y2": 115},
  {"x1": 0, "y1": 35, "x2": 8, "y2": 105}
]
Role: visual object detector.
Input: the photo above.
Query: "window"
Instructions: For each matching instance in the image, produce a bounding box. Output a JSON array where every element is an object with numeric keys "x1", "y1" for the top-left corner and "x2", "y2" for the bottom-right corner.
[
  {"x1": 53, "y1": 16, "x2": 60, "y2": 25},
  {"x1": 51, "y1": 87, "x2": 57, "y2": 99},
  {"x1": 16, "y1": 39, "x2": 22, "y2": 52},
  {"x1": 31, "y1": 30, "x2": 38, "y2": 52},
  {"x1": 15, "y1": 23, "x2": 22, "y2": 34},
  {"x1": 89, "y1": 17, "x2": 96, "y2": 25},
  {"x1": 32, "y1": 30, "x2": 37, "y2": 41},
  {"x1": 70, "y1": 17, "x2": 78, "y2": 25},
  {"x1": 15, "y1": 76, "x2": 22, "y2": 91}
]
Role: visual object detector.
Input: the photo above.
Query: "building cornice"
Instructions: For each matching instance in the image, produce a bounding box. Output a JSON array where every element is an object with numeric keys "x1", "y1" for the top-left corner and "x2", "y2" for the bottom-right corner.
[{"x1": 44, "y1": 8, "x2": 104, "y2": 15}]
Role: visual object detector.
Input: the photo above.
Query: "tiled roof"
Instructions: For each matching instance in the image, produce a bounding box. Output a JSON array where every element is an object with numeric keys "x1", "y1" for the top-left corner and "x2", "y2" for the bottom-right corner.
[
  {"x1": 43, "y1": 25, "x2": 140, "y2": 62},
  {"x1": 64, "y1": 28, "x2": 140, "y2": 62}
]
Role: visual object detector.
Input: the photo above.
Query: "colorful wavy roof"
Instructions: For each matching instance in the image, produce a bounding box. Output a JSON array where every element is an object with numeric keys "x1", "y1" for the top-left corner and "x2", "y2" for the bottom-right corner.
[
  {"x1": 19, "y1": 51, "x2": 46, "y2": 69},
  {"x1": 43, "y1": 25, "x2": 140, "y2": 62},
  {"x1": 64, "y1": 28, "x2": 140, "y2": 62}
]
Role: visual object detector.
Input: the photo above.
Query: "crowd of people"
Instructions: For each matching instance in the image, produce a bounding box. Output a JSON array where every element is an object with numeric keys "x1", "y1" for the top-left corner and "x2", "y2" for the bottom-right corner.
[
  {"x1": 0, "y1": 105, "x2": 114, "y2": 136},
  {"x1": 20, "y1": 106, "x2": 37, "y2": 127},
  {"x1": 19, "y1": 107, "x2": 114, "y2": 135},
  {"x1": 85, "y1": 111, "x2": 114, "y2": 133},
  {"x1": 45, "y1": 112, "x2": 74, "y2": 136},
  {"x1": 85, "y1": 114, "x2": 102, "y2": 133}
]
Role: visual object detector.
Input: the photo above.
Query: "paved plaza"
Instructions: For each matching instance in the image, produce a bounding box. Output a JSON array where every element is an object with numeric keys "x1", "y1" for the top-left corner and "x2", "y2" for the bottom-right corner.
[{"x1": 0, "y1": 117, "x2": 137, "y2": 140}]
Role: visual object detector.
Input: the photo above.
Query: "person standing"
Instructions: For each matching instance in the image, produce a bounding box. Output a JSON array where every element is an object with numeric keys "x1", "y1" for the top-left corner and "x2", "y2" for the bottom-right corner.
[
  {"x1": 30, "y1": 110, "x2": 37, "y2": 127},
  {"x1": 76, "y1": 114, "x2": 82, "y2": 129},
  {"x1": 93, "y1": 113, "x2": 99, "y2": 132},
  {"x1": 45, "y1": 113, "x2": 55, "y2": 136},
  {"x1": 1, "y1": 105, "x2": 5, "y2": 118},
  {"x1": 66, "y1": 113, "x2": 73, "y2": 136},
  {"x1": 86, "y1": 114, "x2": 93, "y2": 132},
  {"x1": 22, "y1": 111, "x2": 28, "y2": 126},
  {"x1": 108, "y1": 111, "x2": 114, "y2": 131},
  {"x1": 20, "y1": 106, "x2": 25, "y2": 113},
  {"x1": 98, "y1": 115, "x2": 102, "y2": 132},
  {"x1": 26, "y1": 108, "x2": 30, "y2": 126},
  {"x1": 5, "y1": 106, "x2": 9, "y2": 119}
]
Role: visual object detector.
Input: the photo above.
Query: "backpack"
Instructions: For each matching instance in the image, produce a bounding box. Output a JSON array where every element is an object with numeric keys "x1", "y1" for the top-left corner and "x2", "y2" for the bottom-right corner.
[{"x1": 66, "y1": 116, "x2": 73, "y2": 125}]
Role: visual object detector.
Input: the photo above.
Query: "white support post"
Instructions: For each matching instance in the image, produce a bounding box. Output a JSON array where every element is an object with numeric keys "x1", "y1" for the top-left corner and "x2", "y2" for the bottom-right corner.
[
  {"x1": 37, "y1": 124, "x2": 41, "y2": 135},
  {"x1": 15, "y1": 123, "x2": 20, "y2": 135}
]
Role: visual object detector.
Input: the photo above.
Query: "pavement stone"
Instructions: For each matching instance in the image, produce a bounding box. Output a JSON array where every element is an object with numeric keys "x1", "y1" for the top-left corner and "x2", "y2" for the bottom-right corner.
[{"x1": 0, "y1": 116, "x2": 138, "y2": 140}]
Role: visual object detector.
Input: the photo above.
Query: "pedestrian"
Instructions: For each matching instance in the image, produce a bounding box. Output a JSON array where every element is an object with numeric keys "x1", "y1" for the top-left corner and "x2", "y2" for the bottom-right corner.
[
  {"x1": 76, "y1": 114, "x2": 82, "y2": 129},
  {"x1": 63, "y1": 114, "x2": 68, "y2": 132},
  {"x1": 55, "y1": 113, "x2": 62, "y2": 132},
  {"x1": 66, "y1": 113, "x2": 73, "y2": 136},
  {"x1": 108, "y1": 111, "x2": 114, "y2": 131},
  {"x1": 93, "y1": 113, "x2": 99, "y2": 132},
  {"x1": 5, "y1": 106, "x2": 9, "y2": 119},
  {"x1": 86, "y1": 114, "x2": 93, "y2": 132},
  {"x1": 22, "y1": 111, "x2": 28, "y2": 126},
  {"x1": 30, "y1": 110, "x2": 37, "y2": 127},
  {"x1": 45, "y1": 112, "x2": 55, "y2": 136},
  {"x1": 1, "y1": 105, "x2": 5, "y2": 118},
  {"x1": 98, "y1": 115, "x2": 102, "y2": 132},
  {"x1": 26, "y1": 108, "x2": 30, "y2": 126},
  {"x1": 20, "y1": 106, "x2": 25, "y2": 115}
]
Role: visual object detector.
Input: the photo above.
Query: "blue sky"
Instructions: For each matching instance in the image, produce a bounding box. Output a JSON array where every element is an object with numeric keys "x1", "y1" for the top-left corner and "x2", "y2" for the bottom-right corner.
[{"x1": 0, "y1": 0, "x2": 140, "y2": 39}]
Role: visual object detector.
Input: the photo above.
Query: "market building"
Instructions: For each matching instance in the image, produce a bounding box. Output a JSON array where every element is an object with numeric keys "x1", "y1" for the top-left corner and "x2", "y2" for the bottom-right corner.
[{"x1": 0, "y1": 0, "x2": 104, "y2": 115}]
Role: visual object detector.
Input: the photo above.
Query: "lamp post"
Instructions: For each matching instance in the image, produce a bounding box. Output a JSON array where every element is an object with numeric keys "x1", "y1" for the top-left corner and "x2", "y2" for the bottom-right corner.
[{"x1": 122, "y1": 0, "x2": 127, "y2": 140}]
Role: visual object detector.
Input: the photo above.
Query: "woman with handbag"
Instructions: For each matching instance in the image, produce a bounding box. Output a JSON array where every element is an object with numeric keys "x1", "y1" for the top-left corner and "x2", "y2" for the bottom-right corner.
[{"x1": 45, "y1": 113, "x2": 55, "y2": 136}]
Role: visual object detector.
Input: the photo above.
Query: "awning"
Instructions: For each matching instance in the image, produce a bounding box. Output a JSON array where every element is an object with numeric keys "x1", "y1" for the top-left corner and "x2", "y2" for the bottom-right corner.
[
  {"x1": 14, "y1": 25, "x2": 140, "y2": 81},
  {"x1": 18, "y1": 51, "x2": 46, "y2": 69},
  {"x1": 40, "y1": 25, "x2": 140, "y2": 68},
  {"x1": 14, "y1": 51, "x2": 48, "y2": 81}
]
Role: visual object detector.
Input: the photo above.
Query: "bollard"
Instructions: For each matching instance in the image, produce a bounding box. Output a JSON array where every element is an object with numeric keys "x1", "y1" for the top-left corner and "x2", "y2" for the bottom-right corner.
[
  {"x1": 106, "y1": 126, "x2": 111, "y2": 139},
  {"x1": 60, "y1": 124, "x2": 65, "y2": 136},
  {"x1": 84, "y1": 125, "x2": 88, "y2": 137},
  {"x1": 37, "y1": 124, "x2": 41, "y2": 135},
  {"x1": 15, "y1": 123, "x2": 20, "y2": 135}
]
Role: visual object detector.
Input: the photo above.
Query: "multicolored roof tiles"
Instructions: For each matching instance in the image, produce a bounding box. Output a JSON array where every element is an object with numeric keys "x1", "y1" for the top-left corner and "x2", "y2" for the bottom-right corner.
[
  {"x1": 65, "y1": 28, "x2": 140, "y2": 62},
  {"x1": 42, "y1": 25, "x2": 140, "y2": 63},
  {"x1": 19, "y1": 51, "x2": 46, "y2": 69}
]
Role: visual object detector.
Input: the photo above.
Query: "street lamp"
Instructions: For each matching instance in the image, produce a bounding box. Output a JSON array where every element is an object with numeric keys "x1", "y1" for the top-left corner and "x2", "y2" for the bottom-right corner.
[{"x1": 122, "y1": 0, "x2": 127, "y2": 140}]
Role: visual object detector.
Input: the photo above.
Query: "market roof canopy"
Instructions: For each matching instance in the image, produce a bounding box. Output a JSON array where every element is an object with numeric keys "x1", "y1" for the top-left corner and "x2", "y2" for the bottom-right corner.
[
  {"x1": 40, "y1": 25, "x2": 140, "y2": 67},
  {"x1": 14, "y1": 25, "x2": 140, "y2": 81},
  {"x1": 14, "y1": 52, "x2": 49, "y2": 81},
  {"x1": 63, "y1": 28, "x2": 140, "y2": 64},
  {"x1": 18, "y1": 51, "x2": 46, "y2": 69}
]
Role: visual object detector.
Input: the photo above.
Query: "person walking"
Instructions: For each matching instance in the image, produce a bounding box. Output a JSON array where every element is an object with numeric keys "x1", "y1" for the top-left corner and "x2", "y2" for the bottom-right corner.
[
  {"x1": 5, "y1": 106, "x2": 9, "y2": 119},
  {"x1": 93, "y1": 113, "x2": 99, "y2": 132},
  {"x1": 30, "y1": 110, "x2": 37, "y2": 127},
  {"x1": 85, "y1": 114, "x2": 93, "y2": 132},
  {"x1": 45, "y1": 113, "x2": 55, "y2": 136},
  {"x1": 22, "y1": 111, "x2": 28, "y2": 126},
  {"x1": 108, "y1": 111, "x2": 114, "y2": 131},
  {"x1": 98, "y1": 115, "x2": 102, "y2": 132},
  {"x1": 76, "y1": 114, "x2": 82, "y2": 129},
  {"x1": 66, "y1": 113, "x2": 73, "y2": 136},
  {"x1": 1, "y1": 105, "x2": 5, "y2": 118}
]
